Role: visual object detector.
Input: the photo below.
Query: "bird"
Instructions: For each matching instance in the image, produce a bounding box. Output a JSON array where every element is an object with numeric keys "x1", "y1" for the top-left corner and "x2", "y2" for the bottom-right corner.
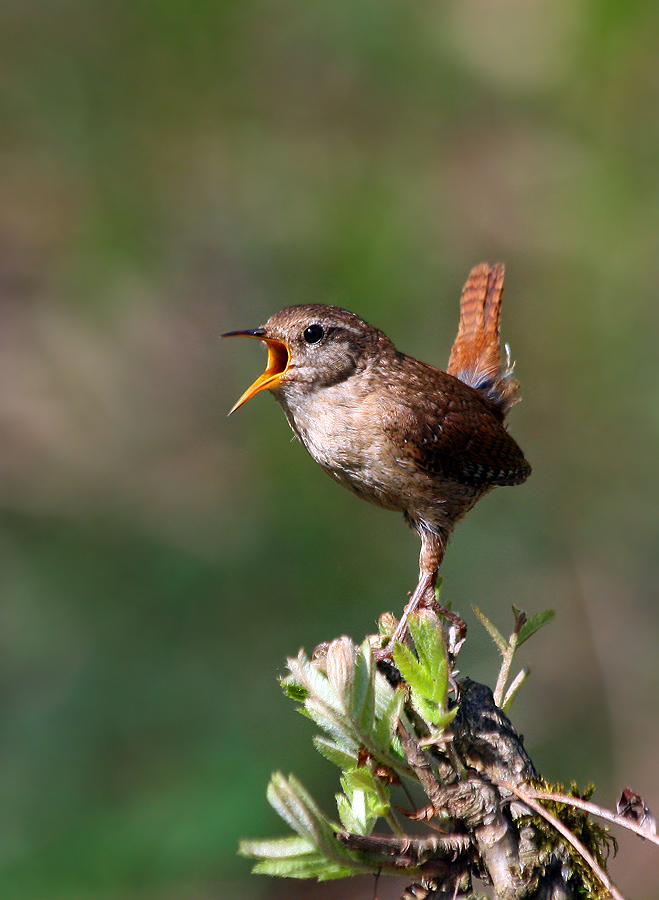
[{"x1": 222, "y1": 263, "x2": 531, "y2": 654}]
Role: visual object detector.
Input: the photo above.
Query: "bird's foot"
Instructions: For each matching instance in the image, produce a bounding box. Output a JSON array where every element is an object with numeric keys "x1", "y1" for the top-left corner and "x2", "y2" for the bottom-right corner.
[
  {"x1": 373, "y1": 581, "x2": 467, "y2": 663},
  {"x1": 373, "y1": 573, "x2": 435, "y2": 661},
  {"x1": 421, "y1": 598, "x2": 467, "y2": 640},
  {"x1": 372, "y1": 609, "x2": 416, "y2": 662},
  {"x1": 373, "y1": 641, "x2": 396, "y2": 662}
]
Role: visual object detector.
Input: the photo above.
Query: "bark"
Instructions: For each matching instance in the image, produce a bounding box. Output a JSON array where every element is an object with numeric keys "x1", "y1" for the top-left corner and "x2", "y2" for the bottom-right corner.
[{"x1": 342, "y1": 678, "x2": 576, "y2": 900}]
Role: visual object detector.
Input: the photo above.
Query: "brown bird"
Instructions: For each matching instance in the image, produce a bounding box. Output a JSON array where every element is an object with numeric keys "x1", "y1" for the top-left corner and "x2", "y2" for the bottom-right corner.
[{"x1": 223, "y1": 263, "x2": 531, "y2": 652}]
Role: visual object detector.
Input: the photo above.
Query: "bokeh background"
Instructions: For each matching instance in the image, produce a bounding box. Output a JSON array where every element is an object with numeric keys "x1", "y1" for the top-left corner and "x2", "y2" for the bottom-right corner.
[{"x1": 1, "y1": 1, "x2": 659, "y2": 897}]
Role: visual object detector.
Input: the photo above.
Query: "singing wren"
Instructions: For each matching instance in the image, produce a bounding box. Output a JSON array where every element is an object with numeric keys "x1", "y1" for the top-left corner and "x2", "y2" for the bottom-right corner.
[{"x1": 223, "y1": 263, "x2": 531, "y2": 650}]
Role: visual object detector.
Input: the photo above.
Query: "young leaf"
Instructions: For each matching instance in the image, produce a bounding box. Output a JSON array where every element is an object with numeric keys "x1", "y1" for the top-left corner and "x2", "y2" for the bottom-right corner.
[
  {"x1": 325, "y1": 636, "x2": 356, "y2": 711},
  {"x1": 239, "y1": 835, "x2": 314, "y2": 859},
  {"x1": 288, "y1": 651, "x2": 344, "y2": 715},
  {"x1": 352, "y1": 639, "x2": 376, "y2": 733},
  {"x1": 279, "y1": 676, "x2": 309, "y2": 703},
  {"x1": 338, "y1": 768, "x2": 390, "y2": 835},
  {"x1": 314, "y1": 736, "x2": 359, "y2": 769},
  {"x1": 472, "y1": 605, "x2": 507, "y2": 653},
  {"x1": 392, "y1": 642, "x2": 436, "y2": 700},
  {"x1": 337, "y1": 788, "x2": 374, "y2": 835},
  {"x1": 252, "y1": 852, "x2": 360, "y2": 880},
  {"x1": 304, "y1": 698, "x2": 355, "y2": 748},
  {"x1": 427, "y1": 707, "x2": 458, "y2": 732},
  {"x1": 408, "y1": 614, "x2": 449, "y2": 705},
  {"x1": 336, "y1": 792, "x2": 361, "y2": 834},
  {"x1": 502, "y1": 667, "x2": 530, "y2": 711},
  {"x1": 408, "y1": 615, "x2": 444, "y2": 679},
  {"x1": 517, "y1": 609, "x2": 555, "y2": 647},
  {"x1": 266, "y1": 772, "x2": 339, "y2": 856},
  {"x1": 373, "y1": 684, "x2": 406, "y2": 749}
]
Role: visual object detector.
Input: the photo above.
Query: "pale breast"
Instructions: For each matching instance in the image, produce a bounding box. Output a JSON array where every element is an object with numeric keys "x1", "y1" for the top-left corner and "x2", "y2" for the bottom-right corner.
[{"x1": 273, "y1": 378, "x2": 437, "y2": 513}]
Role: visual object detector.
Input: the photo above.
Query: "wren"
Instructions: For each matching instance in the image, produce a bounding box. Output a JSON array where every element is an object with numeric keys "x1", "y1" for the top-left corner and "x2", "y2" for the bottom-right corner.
[{"x1": 223, "y1": 263, "x2": 531, "y2": 652}]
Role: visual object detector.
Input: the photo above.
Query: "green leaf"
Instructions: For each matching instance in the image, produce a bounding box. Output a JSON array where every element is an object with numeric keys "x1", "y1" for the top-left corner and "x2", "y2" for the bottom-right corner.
[
  {"x1": 246, "y1": 774, "x2": 377, "y2": 880},
  {"x1": 290, "y1": 651, "x2": 343, "y2": 714},
  {"x1": 517, "y1": 609, "x2": 555, "y2": 647},
  {"x1": 409, "y1": 616, "x2": 441, "y2": 675},
  {"x1": 428, "y1": 706, "x2": 458, "y2": 731},
  {"x1": 373, "y1": 684, "x2": 405, "y2": 748},
  {"x1": 338, "y1": 768, "x2": 390, "y2": 835},
  {"x1": 251, "y1": 854, "x2": 359, "y2": 879},
  {"x1": 411, "y1": 695, "x2": 436, "y2": 725},
  {"x1": 336, "y1": 792, "x2": 360, "y2": 833},
  {"x1": 344, "y1": 766, "x2": 377, "y2": 793},
  {"x1": 279, "y1": 674, "x2": 309, "y2": 703},
  {"x1": 392, "y1": 643, "x2": 435, "y2": 700},
  {"x1": 239, "y1": 835, "x2": 314, "y2": 859},
  {"x1": 408, "y1": 615, "x2": 449, "y2": 704},
  {"x1": 336, "y1": 788, "x2": 373, "y2": 835},
  {"x1": 325, "y1": 637, "x2": 356, "y2": 712},
  {"x1": 266, "y1": 773, "x2": 339, "y2": 856},
  {"x1": 393, "y1": 615, "x2": 452, "y2": 729},
  {"x1": 352, "y1": 639, "x2": 375, "y2": 733},
  {"x1": 304, "y1": 687, "x2": 361, "y2": 740},
  {"x1": 472, "y1": 605, "x2": 507, "y2": 652},
  {"x1": 314, "y1": 736, "x2": 359, "y2": 769}
]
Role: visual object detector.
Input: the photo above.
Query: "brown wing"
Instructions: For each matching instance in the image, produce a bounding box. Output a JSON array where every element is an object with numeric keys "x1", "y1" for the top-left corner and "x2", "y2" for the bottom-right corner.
[
  {"x1": 383, "y1": 366, "x2": 531, "y2": 488},
  {"x1": 447, "y1": 262, "x2": 519, "y2": 413}
]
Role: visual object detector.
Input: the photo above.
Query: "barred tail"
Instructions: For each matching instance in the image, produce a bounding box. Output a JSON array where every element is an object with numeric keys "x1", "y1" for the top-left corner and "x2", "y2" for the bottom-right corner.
[{"x1": 446, "y1": 262, "x2": 519, "y2": 414}]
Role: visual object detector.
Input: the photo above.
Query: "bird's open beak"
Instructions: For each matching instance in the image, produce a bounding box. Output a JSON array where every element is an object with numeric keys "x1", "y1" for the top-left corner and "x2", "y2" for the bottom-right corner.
[{"x1": 221, "y1": 328, "x2": 291, "y2": 414}]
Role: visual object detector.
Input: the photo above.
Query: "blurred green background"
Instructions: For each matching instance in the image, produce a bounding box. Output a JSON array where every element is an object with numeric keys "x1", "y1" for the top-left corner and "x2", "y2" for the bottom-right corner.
[{"x1": 1, "y1": 0, "x2": 659, "y2": 897}]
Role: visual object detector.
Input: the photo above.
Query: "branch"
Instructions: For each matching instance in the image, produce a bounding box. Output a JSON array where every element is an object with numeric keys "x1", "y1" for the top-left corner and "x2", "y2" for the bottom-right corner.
[
  {"x1": 523, "y1": 786, "x2": 659, "y2": 847},
  {"x1": 502, "y1": 781, "x2": 626, "y2": 900}
]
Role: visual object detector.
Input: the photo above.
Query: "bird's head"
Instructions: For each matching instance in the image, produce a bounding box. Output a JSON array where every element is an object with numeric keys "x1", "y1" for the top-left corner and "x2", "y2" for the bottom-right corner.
[{"x1": 222, "y1": 304, "x2": 390, "y2": 414}]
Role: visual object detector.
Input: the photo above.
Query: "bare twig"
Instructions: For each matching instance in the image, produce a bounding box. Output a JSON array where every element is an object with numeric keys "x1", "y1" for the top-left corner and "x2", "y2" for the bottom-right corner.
[
  {"x1": 522, "y1": 787, "x2": 659, "y2": 847},
  {"x1": 502, "y1": 666, "x2": 529, "y2": 710},
  {"x1": 493, "y1": 628, "x2": 519, "y2": 708},
  {"x1": 501, "y1": 781, "x2": 627, "y2": 900}
]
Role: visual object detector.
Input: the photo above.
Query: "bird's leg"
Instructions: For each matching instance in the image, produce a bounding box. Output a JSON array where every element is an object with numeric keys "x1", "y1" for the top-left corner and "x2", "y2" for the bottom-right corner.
[
  {"x1": 375, "y1": 525, "x2": 469, "y2": 660},
  {"x1": 414, "y1": 526, "x2": 467, "y2": 639},
  {"x1": 375, "y1": 527, "x2": 446, "y2": 660},
  {"x1": 374, "y1": 572, "x2": 436, "y2": 660}
]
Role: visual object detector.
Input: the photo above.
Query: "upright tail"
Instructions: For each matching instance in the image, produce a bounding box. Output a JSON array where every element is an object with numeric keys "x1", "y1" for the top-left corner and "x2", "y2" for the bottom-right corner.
[{"x1": 446, "y1": 262, "x2": 519, "y2": 414}]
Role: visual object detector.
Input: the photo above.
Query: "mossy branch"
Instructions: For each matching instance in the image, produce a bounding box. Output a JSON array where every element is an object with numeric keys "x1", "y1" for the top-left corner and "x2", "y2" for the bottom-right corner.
[{"x1": 240, "y1": 597, "x2": 654, "y2": 899}]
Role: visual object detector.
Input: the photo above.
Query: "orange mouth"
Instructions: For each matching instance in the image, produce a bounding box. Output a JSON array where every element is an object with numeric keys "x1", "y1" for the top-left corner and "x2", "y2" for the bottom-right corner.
[{"x1": 221, "y1": 329, "x2": 291, "y2": 414}]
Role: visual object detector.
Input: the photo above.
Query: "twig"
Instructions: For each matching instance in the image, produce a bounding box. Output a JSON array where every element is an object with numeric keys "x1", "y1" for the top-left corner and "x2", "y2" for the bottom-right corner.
[
  {"x1": 493, "y1": 630, "x2": 518, "y2": 708},
  {"x1": 501, "y1": 781, "x2": 627, "y2": 900},
  {"x1": 522, "y1": 787, "x2": 659, "y2": 847},
  {"x1": 502, "y1": 666, "x2": 529, "y2": 711}
]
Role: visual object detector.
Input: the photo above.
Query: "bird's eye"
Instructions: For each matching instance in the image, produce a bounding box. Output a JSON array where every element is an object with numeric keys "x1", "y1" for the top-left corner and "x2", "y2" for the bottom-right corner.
[{"x1": 303, "y1": 324, "x2": 324, "y2": 344}]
